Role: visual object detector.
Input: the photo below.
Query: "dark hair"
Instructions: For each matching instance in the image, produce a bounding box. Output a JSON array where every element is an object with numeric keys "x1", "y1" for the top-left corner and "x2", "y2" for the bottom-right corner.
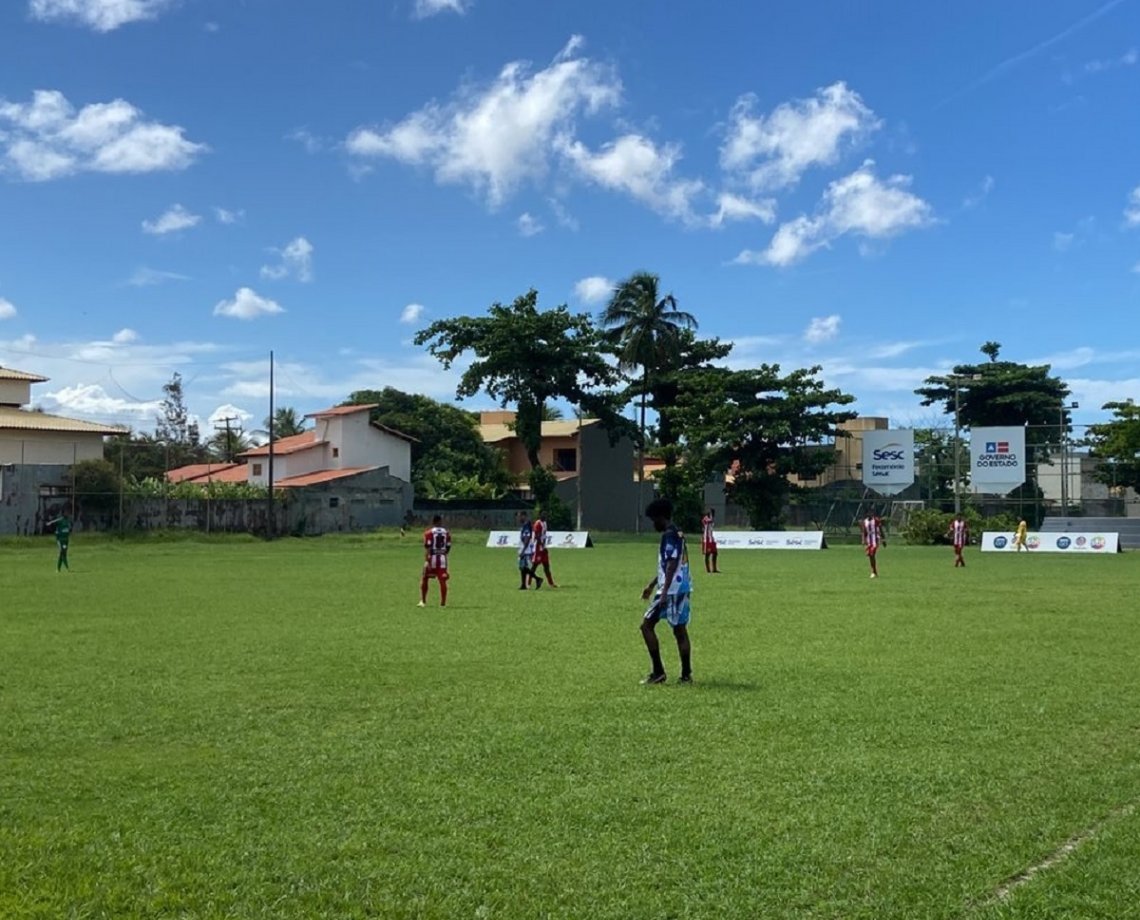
[
  {"x1": 645, "y1": 498, "x2": 673, "y2": 520},
  {"x1": 432, "y1": 514, "x2": 442, "y2": 525}
]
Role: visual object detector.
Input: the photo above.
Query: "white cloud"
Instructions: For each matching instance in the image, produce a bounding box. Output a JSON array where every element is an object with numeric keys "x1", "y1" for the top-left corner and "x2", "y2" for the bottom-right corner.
[
  {"x1": 413, "y1": 0, "x2": 471, "y2": 17},
  {"x1": 517, "y1": 212, "x2": 544, "y2": 236},
  {"x1": 41, "y1": 382, "x2": 160, "y2": 417},
  {"x1": 1125, "y1": 186, "x2": 1140, "y2": 227},
  {"x1": 207, "y1": 403, "x2": 253, "y2": 430},
  {"x1": 708, "y1": 192, "x2": 777, "y2": 228},
  {"x1": 0, "y1": 89, "x2": 205, "y2": 181},
  {"x1": 1085, "y1": 47, "x2": 1138, "y2": 72},
  {"x1": 213, "y1": 206, "x2": 243, "y2": 224},
  {"x1": 28, "y1": 0, "x2": 173, "y2": 31},
  {"x1": 0, "y1": 298, "x2": 17, "y2": 320},
  {"x1": 400, "y1": 303, "x2": 426, "y2": 324},
  {"x1": 112, "y1": 328, "x2": 138, "y2": 344},
  {"x1": 1053, "y1": 231, "x2": 1075, "y2": 252},
  {"x1": 345, "y1": 36, "x2": 621, "y2": 207},
  {"x1": 720, "y1": 82, "x2": 881, "y2": 190},
  {"x1": 126, "y1": 266, "x2": 189, "y2": 286},
  {"x1": 548, "y1": 197, "x2": 579, "y2": 231},
  {"x1": 213, "y1": 287, "x2": 285, "y2": 320},
  {"x1": 260, "y1": 236, "x2": 314, "y2": 282},
  {"x1": 962, "y1": 174, "x2": 995, "y2": 209},
  {"x1": 561, "y1": 133, "x2": 705, "y2": 223},
  {"x1": 142, "y1": 203, "x2": 200, "y2": 235},
  {"x1": 737, "y1": 161, "x2": 934, "y2": 267},
  {"x1": 804, "y1": 315, "x2": 841, "y2": 344},
  {"x1": 573, "y1": 276, "x2": 613, "y2": 304}
]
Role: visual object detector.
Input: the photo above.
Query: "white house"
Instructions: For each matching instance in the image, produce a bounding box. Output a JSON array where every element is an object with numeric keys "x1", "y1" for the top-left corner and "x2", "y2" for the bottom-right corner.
[{"x1": 239, "y1": 403, "x2": 414, "y2": 488}]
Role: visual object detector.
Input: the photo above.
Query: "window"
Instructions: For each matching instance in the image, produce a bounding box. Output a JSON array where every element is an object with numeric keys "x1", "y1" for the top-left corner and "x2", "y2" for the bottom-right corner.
[
  {"x1": 252, "y1": 463, "x2": 263, "y2": 476},
  {"x1": 329, "y1": 496, "x2": 339, "y2": 508},
  {"x1": 553, "y1": 448, "x2": 577, "y2": 472},
  {"x1": 332, "y1": 447, "x2": 340, "y2": 459}
]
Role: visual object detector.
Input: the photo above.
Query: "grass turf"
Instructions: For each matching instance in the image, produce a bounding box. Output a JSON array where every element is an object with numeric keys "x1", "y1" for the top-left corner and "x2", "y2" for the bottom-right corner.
[{"x1": 2, "y1": 533, "x2": 1139, "y2": 918}]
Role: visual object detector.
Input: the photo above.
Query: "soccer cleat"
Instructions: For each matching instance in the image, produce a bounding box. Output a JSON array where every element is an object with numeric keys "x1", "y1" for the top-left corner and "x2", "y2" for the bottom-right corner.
[
  {"x1": 417, "y1": 601, "x2": 426, "y2": 607},
  {"x1": 534, "y1": 577, "x2": 543, "y2": 589},
  {"x1": 641, "y1": 672, "x2": 667, "y2": 685},
  {"x1": 870, "y1": 573, "x2": 877, "y2": 579},
  {"x1": 679, "y1": 674, "x2": 693, "y2": 684}
]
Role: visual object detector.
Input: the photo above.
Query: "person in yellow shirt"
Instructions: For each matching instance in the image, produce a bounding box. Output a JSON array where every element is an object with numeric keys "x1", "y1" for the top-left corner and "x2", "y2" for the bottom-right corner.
[{"x1": 1013, "y1": 518, "x2": 1028, "y2": 552}]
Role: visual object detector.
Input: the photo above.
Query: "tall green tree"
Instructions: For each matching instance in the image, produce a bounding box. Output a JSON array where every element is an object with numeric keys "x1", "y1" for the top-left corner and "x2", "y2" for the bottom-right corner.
[
  {"x1": 670, "y1": 364, "x2": 855, "y2": 528},
  {"x1": 649, "y1": 330, "x2": 733, "y2": 465},
  {"x1": 600, "y1": 272, "x2": 697, "y2": 485},
  {"x1": 343, "y1": 387, "x2": 513, "y2": 499},
  {"x1": 154, "y1": 372, "x2": 205, "y2": 469},
  {"x1": 1085, "y1": 399, "x2": 1140, "y2": 493},
  {"x1": 414, "y1": 289, "x2": 628, "y2": 506}
]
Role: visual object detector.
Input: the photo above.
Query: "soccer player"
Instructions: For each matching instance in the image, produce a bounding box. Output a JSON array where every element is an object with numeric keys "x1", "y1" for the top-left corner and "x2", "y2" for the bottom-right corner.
[
  {"x1": 948, "y1": 513, "x2": 969, "y2": 567},
  {"x1": 700, "y1": 507, "x2": 720, "y2": 573},
  {"x1": 516, "y1": 511, "x2": 542, "y2": 590},
  {"x1": 1013, "y1": 518, "x2": 1028, "y2": 552},
  {"x1": 419, "y1": 515, "x2": 451, "y2": 607},
  {"x1": 861, "y1": 512, "x2": 884, "y2": 578},
  {"x1": 639, "y1": 498, "x2": 693, "y2": 685},
  {"x1": 531, "y1": 510, "x2": 558, "y2": 587},
  {"x1": 47, "y1": 513, "x2": 71, "y2": 572}
]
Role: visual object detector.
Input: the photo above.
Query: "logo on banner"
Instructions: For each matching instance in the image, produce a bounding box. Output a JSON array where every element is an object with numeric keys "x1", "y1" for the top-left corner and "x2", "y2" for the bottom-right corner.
[
  {"x1": 1057, "y1": 536, "x2": 1071, "y2": 550},
  {"x1": 977, "y1": 442, "x2": 1018, "y2": 467},
  {"x1": 1092, "y1": 536, "x2": 1106, "y2": 550},
  {"x1": 496, "y1": 535, "x2": 511, "y2": 546},
  {"x1": 994, "y1": 535, "x2": 1008, "y2": 549}
]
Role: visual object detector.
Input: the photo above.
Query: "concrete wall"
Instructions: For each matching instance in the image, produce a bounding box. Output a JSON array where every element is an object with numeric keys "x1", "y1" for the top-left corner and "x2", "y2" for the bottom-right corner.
[
  {"x1": 248, "y1": 445, "x2": 328, "y2": 486},
  {"x1": 0, "y1": 463, "x2": 69, "y2": 535},
  {"x1": 0, "y1": 432, "x2": 105, "y2": 465},
  {"x1": 555, "y1": 423, "x2": 651, "y2": 531},
  {"x1": 284, "y1": 467, "x2": 413, "y2": 534},
  {"x1": 0, "y1": 380, "x2": 32, "y2": 407}
]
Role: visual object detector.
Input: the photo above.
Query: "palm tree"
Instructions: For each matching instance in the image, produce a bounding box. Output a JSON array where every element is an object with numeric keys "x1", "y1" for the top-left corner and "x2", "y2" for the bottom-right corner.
[
  {"x1": 265, "y1": 406, "x2": 306, "y2": 437},
  {"x1": 601, "y1": 272, "x2": 697, "y2": 520}
]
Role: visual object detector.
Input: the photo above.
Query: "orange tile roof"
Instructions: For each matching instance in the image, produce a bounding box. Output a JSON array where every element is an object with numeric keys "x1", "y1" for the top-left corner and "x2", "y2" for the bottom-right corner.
[
  {"x1": 274, "y1": 466, "x2": 377, "y2": 488},
  {"x1": 189, "y1": 464, "x2": 250, "y2": 484},
  {"x1": 166, "y1": 463, "x2": 241, "y2": 483},
  {"x1": 239, "y1": 431, "x2": 322, "y2": 457},
  {"x1": 306, "y1": 403, "x2": 378, "y2": 419}
]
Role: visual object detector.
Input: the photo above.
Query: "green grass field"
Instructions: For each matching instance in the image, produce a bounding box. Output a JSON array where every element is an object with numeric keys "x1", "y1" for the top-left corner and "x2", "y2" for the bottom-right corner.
[{"x1": 2, "y1": 533, "x2": 1139, "y2": 919}]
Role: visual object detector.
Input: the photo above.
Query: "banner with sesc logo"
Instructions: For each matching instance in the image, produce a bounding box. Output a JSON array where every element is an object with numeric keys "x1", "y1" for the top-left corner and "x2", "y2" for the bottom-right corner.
[
  {"x1": 715, "y1": 531, "x2": 825, "y2": 550},
  {"x1": 981, "y1": 531, "x2": 1119, "y2": 553},
  {"x1": 861, "y1": 429, "x2": 914, "y2": 495},
  {"x1": 486, "y1": 531, "x2": 593, "y2": 548},
  {"x1": 970, "y1": 426, "x2": 1027, "y2": 494}
]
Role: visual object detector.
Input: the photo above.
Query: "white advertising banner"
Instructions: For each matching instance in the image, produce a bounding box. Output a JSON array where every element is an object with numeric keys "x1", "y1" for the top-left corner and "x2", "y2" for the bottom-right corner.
[
  {"x1": 861, "y1": 429, "x2": 915, "y2": 495},
  {"x1": 715, "y1": 531, "x2": 825, "y2": 550},
  {"x1": 970, "y1": 426, "x2": 1027, "y2": 494},
  {"x1": 981, "y1": 531, "x2": 1119, "y2": 553},
  {"x1": 486, "y1": 530, "x2": 592, "y2": 548}
]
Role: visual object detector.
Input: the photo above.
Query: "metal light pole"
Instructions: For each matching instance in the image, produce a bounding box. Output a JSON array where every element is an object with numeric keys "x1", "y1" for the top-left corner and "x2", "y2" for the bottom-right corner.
[
  {"x1": 1059, "y1": 400, "x2": 1078, "y2": 516},
  {"x1": 930, "y1": 374, "x2": 979, "y2": 514}
]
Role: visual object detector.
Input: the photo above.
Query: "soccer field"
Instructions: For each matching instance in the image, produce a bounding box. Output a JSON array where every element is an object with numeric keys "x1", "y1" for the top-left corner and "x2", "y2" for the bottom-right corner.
[{"x1": 2, "y1": 534, "x2": 1139, "y2": 919}]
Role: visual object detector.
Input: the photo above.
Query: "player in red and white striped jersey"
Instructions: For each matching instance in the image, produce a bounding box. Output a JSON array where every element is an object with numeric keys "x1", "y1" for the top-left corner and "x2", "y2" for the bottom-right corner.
[
  {"x1": 861, "y1": 514, "x2": 884, "y2": 579},
  {"x1": 531, "y1": 511, "x2": 558, "y2": 587},
  {"x1": 419, "y1": 515, "x2": 451, "y2": 607},
  {"x1": 948, "y1": 513, "x2": 969, "y2": 567}
]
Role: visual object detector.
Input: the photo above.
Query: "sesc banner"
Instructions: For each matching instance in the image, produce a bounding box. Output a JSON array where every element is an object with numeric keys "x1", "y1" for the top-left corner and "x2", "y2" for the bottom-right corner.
[
  {"x1": 970, "y1": 426, "x2": 1027, "y2": 495},
  {"x1": 486, "y1": 530, "x2": 592, "y2": 548},
  {"x1": 861, "y1": 429, "x2": 914, "y2": 495},
  {"x1": 981, "y1": 531, "x2": 1119, "y2": 553}
]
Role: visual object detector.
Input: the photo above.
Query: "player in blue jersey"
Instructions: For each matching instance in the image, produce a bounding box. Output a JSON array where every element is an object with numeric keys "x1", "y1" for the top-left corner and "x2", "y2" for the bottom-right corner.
[
  {"x1": 516, "y1": 510, "x2": 542, "y2": 590},
  {"x1": 639, "y1": 498, "x2": 692, "y2": 685}
]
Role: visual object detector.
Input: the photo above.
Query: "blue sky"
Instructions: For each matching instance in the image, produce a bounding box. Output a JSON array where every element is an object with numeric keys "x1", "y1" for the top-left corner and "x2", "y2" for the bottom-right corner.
[{"x1": 1, "y1": 0, "x2": 1139, "y2": 437}]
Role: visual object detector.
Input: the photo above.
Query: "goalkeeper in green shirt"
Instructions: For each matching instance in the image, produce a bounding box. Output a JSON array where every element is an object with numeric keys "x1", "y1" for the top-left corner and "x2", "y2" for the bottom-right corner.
[{"x1": 47, "y1": 514, "x2": 71, "y2": 571}]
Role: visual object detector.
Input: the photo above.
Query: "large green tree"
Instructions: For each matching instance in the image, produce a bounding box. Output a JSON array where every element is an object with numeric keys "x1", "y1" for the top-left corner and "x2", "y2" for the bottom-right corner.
[
  {"x1": 670, "y1": 364, "x2": 856, "y2": 528},
  {"x1": 1085, "y1": 399, "x2": 1140, "y2": 493},
  {"x1": 265, "y1": 406, "x2": 306, "y2": 437},
  {"x1": 649, "y1": 330, "x2": 733, "y2": 465},
  {"x1": 916, "y1": 342, "x2": 1071, "y2": 519},
  {"x1": 343, "y1": 387, "x2": 514, "y2": 499},
  {"x1": 414, "y1": 289, "x2": 628, "y2": 505},
  {"x1": 600, "y1": 272, "x2": 697, "y2": 483}
]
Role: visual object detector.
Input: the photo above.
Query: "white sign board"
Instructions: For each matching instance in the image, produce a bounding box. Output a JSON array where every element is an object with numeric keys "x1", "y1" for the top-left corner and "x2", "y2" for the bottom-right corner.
[
  {"x1": 970, "y1": 426, "x2": 1027, "y2": 494},
  {"x1": 715, "y1": 531, "x2": 825, "y2": 550},
  {"x1": 981, "y1": 531, "x2": 1119, "y2": 553},
  {"x1": 486, "y1": 530, "x2": 592, "y2": 549},
  {"x1": 862, "y1": 429, "x2": 915, "y2": 495}
]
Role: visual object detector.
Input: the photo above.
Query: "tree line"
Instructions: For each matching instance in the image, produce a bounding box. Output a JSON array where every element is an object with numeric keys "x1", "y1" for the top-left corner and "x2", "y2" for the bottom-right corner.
[{"x1": 94, "y1": 277, "x2": 1140, "y2": 530}]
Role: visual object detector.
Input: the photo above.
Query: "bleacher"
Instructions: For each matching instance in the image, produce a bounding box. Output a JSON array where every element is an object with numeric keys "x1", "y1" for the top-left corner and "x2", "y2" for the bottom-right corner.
[{"x1": 1040, "y1": 516, "x2": 1140, "y2": 550}]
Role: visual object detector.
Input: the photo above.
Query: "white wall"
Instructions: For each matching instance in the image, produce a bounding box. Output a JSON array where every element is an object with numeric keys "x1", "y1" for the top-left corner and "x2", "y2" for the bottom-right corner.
[
  {"x1": 247, "y1": 444, "x2": 329, "y2": 485},
  {"x1": 0, "y1": 432, "x2": 105, "y2": 464},
  {"x1": 0, "y1": 380, "x2": 32, "y2": 407},
  {"x1": 315, "y1": 413, "x2": 411, "y2": 481}
]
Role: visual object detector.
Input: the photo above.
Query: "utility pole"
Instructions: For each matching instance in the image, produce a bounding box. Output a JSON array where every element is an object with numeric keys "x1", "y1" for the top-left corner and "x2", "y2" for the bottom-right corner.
[
  {"x1": 267, "y1": 350, "x2": 275, "y2": 540},
  {"x1": 213, "y1": 416, "x2": 240, "y2": 462}
]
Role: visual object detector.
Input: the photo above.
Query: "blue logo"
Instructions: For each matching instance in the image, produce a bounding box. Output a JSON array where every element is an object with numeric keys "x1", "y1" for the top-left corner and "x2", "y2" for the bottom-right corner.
[
  {"x1": 1056, "y1": 536, "x2": 1071, "y2": 550},
  {"x1": 993, "y1": 536, "x2": 1008, "y2": 549}
]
